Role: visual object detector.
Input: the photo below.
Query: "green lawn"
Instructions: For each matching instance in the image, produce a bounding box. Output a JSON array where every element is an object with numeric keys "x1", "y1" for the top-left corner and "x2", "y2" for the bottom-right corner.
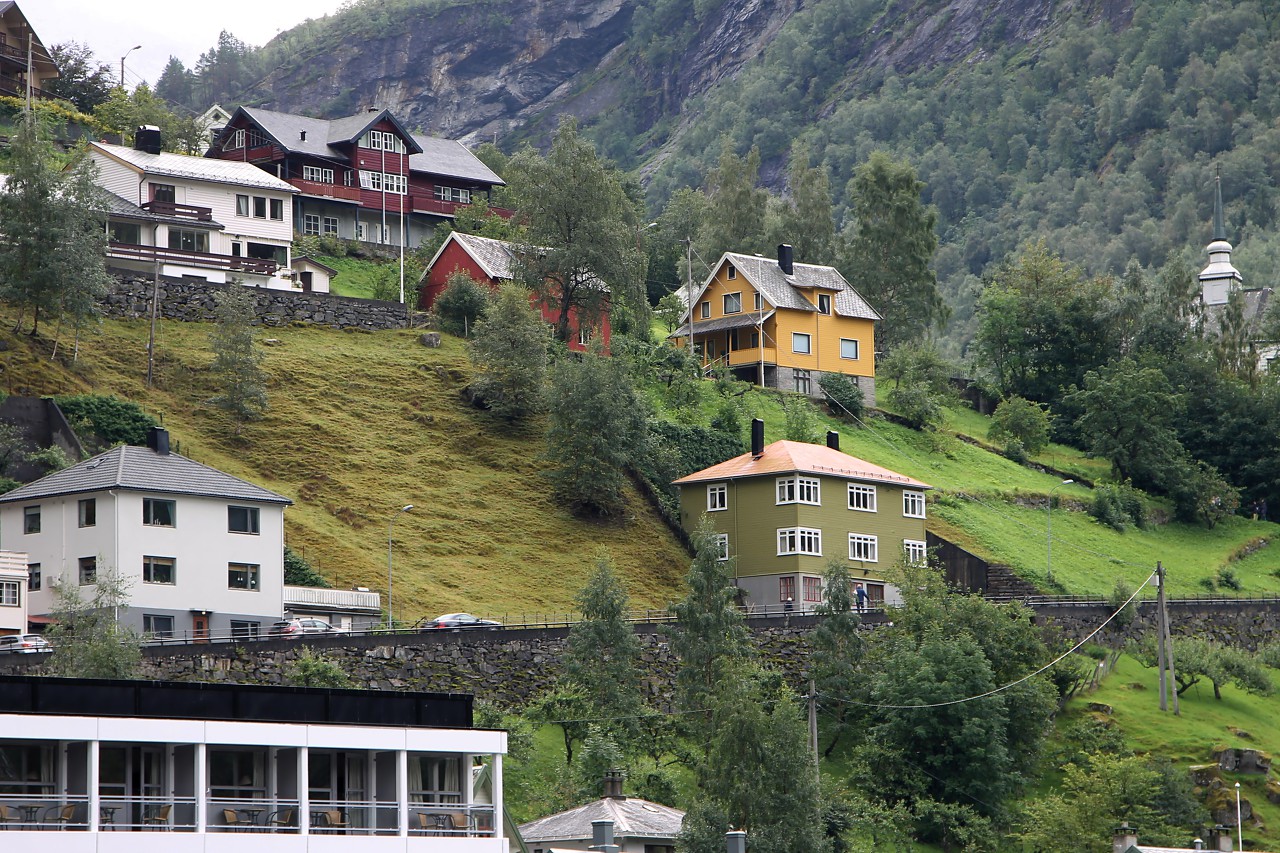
[{"x1": 318, "y1": 255, "x2": 397, "y2": 300}]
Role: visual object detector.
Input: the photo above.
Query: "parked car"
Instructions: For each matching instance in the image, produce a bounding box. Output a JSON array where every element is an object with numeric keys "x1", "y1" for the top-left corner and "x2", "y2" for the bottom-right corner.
[
  {"x1": 267, "y1": 618, "x2": 347, "y2": 637},
  {"x1": 418, "y1": 613, "x2": 502, "y2": 631},
  {"x1": 0, "y1": 634, "x2": 52, "y2": 654}
]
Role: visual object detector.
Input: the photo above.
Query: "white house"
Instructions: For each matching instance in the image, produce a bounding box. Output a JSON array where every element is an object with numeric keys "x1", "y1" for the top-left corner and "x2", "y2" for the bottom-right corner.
[
  {"x1": 0, "y1": 550, "x2": 28, "y2": 635},
  {"x1": 89, "y1": 129, "x2": 306, "y2": 290},
  {"x1": 518, "y1": 774, "x2": 683, "y2": 853},
  {"x1": 0, "y1": 427, "x2": 291, "y2": 639},
  {"x1": 0, "y1": 672, "x2": 508, "y2": 850}
]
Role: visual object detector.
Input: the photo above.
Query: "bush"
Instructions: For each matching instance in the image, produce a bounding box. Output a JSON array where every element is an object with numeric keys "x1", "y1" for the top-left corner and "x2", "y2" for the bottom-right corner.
[
  {"x1": 988, "y1": 396, "x2": 1052, "y2": 457},
  {"x1": 781, "y1": 394, "x2": 820, "y2": 442},
  {"x1": 820, "y1": 373, "x2": 867, "y2": 422},
  {"x1": 1216, "y1": 567, "x2": 1241, "y2": 591},
  {"x1": 435, "y1": 270, "x2": 490, "y2": 336},
  {"x1": 284, "y1": 546, "x2": 330, "y2": 588},
  {"x1": 1090, "y1": 483, "x2": 1147, "y2": 531},
  {"x1": 1108, "y1": 579, "x2": 1137, "y2": 627},
  {"x1": 55, "y1": 395, "x2": 159, "y2": 447}
]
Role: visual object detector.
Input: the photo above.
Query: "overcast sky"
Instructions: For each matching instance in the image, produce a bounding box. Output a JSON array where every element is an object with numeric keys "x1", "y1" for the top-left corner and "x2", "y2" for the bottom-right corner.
[{"x1": 27, "y1": 0, "x2": 349, "y2": 89}]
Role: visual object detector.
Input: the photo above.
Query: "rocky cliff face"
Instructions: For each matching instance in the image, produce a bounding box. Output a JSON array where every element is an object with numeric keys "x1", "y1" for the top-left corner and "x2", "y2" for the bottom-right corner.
[{"x1": 253, "y1": 0, "x2": 1131, "y2": 155}]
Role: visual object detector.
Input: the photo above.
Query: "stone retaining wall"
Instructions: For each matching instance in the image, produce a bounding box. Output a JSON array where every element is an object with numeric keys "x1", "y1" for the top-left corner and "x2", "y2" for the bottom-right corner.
[{"x1": 102, "y1": 269, "x2": 409, "y2": 330}]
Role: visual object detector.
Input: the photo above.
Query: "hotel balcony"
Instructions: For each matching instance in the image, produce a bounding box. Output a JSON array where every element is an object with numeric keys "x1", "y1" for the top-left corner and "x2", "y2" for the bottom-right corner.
[
  {"x1": 108, "y1": 241, "x2": 279, "y2": 276},
  {"x1": 0, "y1": 674, "x2": 507, "y2": 851},
  {"x1": 288, "y1": 178, "x2": 362, "y2": 203}
]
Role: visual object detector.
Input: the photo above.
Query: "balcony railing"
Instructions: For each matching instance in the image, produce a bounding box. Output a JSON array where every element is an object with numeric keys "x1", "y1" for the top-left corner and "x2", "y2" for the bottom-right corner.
[
  {"x1": 287, "y1": 177, "x2": 362, "y2": 202},
  {"x1": 140, "y1": 200, "x2": 215, "y2": 221},
  {"x1": 0, "y1": 73, "x2": 50, "y2": 100},
  {"x1": 411, "y1": 196, "x2": 512, "y2": 219},
  {"x1": 108, "y1": 241, "x2": 279, "y2": 275},
  {"x1": 283, "y1": 585, "x2": 381, "y2": 612}
]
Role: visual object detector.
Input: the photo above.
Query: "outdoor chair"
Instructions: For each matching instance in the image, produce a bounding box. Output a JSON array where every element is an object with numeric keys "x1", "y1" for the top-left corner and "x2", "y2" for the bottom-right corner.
[
  {"x1": 445, "y1": 812, "x2": 470, "y2": 835},
  {"x1": 319, "y1": 809, "x2": 348, "y2": 833},
  {"x1": 43, "y1": 804, "x2": 78, "y2": 828},
  {"x1": 142, "y1": 804, "x2": 171, "y2": 830},
  {"x1": 267, "y1": 808, "x2": 296, "y2": 830},
  {"x1": 0, "y1": 805, "x2": 22, "y2": 828},
  {"x1": 221, "y1": 809, "x2": 243, "y2": 831}
]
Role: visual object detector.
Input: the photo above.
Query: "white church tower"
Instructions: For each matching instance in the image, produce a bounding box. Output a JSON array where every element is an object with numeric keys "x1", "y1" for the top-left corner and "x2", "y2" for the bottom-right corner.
[{"x1": 1199, "y1": 175, "x2": 1242, "y2": 307}]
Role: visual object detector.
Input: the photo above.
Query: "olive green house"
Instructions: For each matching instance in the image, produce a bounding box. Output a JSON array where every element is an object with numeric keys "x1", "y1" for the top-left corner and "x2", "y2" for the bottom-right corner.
[{"x1": 673, "y1": 425, "x2": 931, "y2": 612}]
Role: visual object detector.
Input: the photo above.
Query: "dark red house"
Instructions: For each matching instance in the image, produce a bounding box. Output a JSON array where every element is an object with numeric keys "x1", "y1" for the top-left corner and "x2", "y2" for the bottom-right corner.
[
  {"x1": 421, "y1": 231, "x2": 611, "y2": 352},
  {"x1": 207, "y1": 107, "x2": 507, "y2": 249}
]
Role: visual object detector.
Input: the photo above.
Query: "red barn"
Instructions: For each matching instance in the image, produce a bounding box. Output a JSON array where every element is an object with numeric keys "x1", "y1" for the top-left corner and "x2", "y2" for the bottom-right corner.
[{"x1": 421, "y1": 231, "x2": 611, "y2": 352}]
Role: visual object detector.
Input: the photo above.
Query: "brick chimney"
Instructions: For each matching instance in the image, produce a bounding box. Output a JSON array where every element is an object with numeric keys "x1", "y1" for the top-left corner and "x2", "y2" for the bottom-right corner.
[
  {"x1": 1112, "y1": 822, "x2": 1138, "y2": 853},
  {"x1": 601, "y1": 770, "x2": 626, "y2": 800}
]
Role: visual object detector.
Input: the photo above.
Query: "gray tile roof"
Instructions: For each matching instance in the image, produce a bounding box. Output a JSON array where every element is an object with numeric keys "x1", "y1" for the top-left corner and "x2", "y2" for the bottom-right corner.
[
  {"x1": 518, "y1": 798, "x2": 684, "y2": 844},
  {"x1": 452, "y1": 232, "x2": 520, "y2": 279},
  {"x1": 0, "y1": 445, "x2": 291, "y2": 505},
  {"x1": 92, "y1": 142, "x2": 297, "y2": 193},
  {"x1": 234, "y1": 108, "x2": 503, "y2": 185},
  {"x1": 719, "y1": 252, "x2": 880, "y2": 320},
  {"x1": 102, "y1": 191, "x2": 224, "y2": 230}
]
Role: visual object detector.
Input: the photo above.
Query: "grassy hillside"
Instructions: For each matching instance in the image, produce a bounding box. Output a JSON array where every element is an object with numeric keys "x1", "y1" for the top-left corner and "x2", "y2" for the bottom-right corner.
[{"x1": 1, "y1": 314, "x2": 690, "y2": 620}]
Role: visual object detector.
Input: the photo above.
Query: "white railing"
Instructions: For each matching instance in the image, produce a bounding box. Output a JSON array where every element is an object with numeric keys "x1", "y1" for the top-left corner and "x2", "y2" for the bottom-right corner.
[
  {"x1": 283, "y1": 586, "x2": 382, "y2": 612},
  {"x1": 207, "y1": 798, "x2": 302, "y2": 832},
  {"x1": 98, "y1": 794, "x2": 197, "y2": 831}
]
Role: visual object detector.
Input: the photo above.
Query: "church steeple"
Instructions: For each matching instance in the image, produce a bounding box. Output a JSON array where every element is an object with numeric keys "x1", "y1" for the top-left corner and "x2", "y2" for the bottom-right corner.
[{"x1": 1200, "y1": 173, "x2": 1242, "y2": 307}]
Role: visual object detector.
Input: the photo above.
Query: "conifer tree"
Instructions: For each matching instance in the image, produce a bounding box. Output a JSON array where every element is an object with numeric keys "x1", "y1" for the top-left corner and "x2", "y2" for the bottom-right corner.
[
  {"x1": 780, "y1": 142, "x2": 837, "y2": 265},
  {"x1": 208, "y1": 286, "x2": 267, "y2": 430},
  {"x1": 810, "y1": 559, "x2": 863, "y2": 756},
  {"x1": 699, "y1": 140, "x2": 768, "y2": 258},
  {"x1": 469, "y1": 283, "x2": 548, "y2": 422}
]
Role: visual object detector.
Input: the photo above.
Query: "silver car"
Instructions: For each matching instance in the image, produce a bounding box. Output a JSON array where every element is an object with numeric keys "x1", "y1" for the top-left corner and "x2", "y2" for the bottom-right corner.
[{"x1": 0, "y1": 634, "x2": 52, "y2": 653}]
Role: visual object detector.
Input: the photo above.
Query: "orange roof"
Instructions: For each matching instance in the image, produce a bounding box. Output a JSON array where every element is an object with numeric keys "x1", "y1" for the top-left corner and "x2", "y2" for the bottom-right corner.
[{"x1": 672, "y1": 440, "x2": 931, "y2": 489}]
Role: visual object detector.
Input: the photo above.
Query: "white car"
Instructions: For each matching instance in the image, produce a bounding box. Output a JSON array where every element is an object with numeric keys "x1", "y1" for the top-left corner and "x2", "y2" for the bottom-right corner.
[{"x1": 0, "y1": 634, "x2": 52, "y2": 653}]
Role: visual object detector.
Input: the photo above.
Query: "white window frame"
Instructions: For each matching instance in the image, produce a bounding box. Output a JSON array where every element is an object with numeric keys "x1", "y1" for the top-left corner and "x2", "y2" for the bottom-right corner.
[
  {"x1": 228, "y1": 505, "x2": 261, "y2": 535},
  {"x1": 303, "y1": 214, "x2": 320, "y2": 236},
  {"x1": 236, "y1": 194, "x2": 250, "y2": 217},
  {"x1": 225, "y1": 129, "x2": 245, "y2": 150},
  {"x1": 269, "y1": 198, "x2": 284, "y2": 220},
  {"x1": 302, "y1": 165, "x2": 335, "y2": 184},
  {"x1": 840, "y1": 338, "x2": 860, "y2": 360},
  {"x1": 818, "y1": 294, "x2": 832, "y2": 315},
  {"x1": 778, "y1": 527, "x2": 822, "y2": 556},
  {"x1": 143, "y1": 498, "x2": 176, "y2": 527},
  {"x1": 22, "y1": 505, "x2": 38, "y2": 534},
  {"x1": 322, "y1": 216, "x2": 340, "y2": 235},
  {"x1": 143, "y1": 614, "x2": 174, "y2": 638},
  {"x1": 707, "y1": 483, "x2": 727, "y2": 512},
  {"x1": 714, "y1": 533, "x2": 730, "y2": 562},
  {"x1": 903, "y1": 490, "x2": 927, "y2": 519},
  {"x1": 754, "y1": 292, "x2": 763, "y2": 310},
  {"x1": 79, "y1": 556, "x2": 97, "y2": 585},
  {"x1": 795, "y1": 369, "x2": 812, "y2": 395},
  {"x1": 78, "y1": 498, "x2": 96, "y2": 528},
  {"x1": 0, "y1": 580, "x2": 18, "y2": 607},
  {"x1": 776, "y1": 476, "x2": 821, "y2": 506},
  {"x1": 727, "y1": 264, "x2": 737, "y2": 280},
  {"x1": 848, "y1": 484, "x2": 877, "y2": 512},
  {"x1": 723, "y1": 292, "x2": 742, "y2": 315},
  {"x1": 792, "y1": 332, "x2": 812, "y2": 354},
  {"x1": 384, "y1": 173, "x2": 407, "y2": 195},
  {"x1": 434, "y1": 185, "x2": 472, "y2": 204},
  {"x1": 849, "y1": 533, "x2": 878, "y2": 562},
  {"x1": 700, "y1": 301, "x2": 710, "y2": 319},
  {"x1": 26, "y1": 563, "x2": 39, "y2": 591},
  {"x1": 904, "y1": 539, "x2": 928, "y2": 565}
]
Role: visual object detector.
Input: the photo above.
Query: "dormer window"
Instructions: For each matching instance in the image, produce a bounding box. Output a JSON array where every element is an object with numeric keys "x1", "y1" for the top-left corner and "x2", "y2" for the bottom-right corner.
[
  {"x1": 754, "y1": 292, "x2": 763, "y2": 310},
  {"x1": 727, "y1": 264, "x2": 737, "y2": 280},
  {"x1": 818, "y1": 294, "x2": 832, "y2": 315}
]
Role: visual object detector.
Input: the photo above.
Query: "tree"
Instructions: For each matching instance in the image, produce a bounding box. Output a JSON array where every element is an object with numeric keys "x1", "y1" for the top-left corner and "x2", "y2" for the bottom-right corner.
[
  {"x1": 469, "y1": 283, "x2": 548, "y2": 422},
  {"x1": 154, "y1": 56, "x2": 195, "y2": 107},
  {"x1": 839, "y1": 152, "x2": 947, "y2": 350},
  {"x1": 545, "y1": 346, "x2": 647, "y2": 517},
  {"x1": 811, "y1": 559, "x2": 863, "y2": 756},
  {"x1": 988, "y1": 396, "x2": 1052, "y2": 459},
  {"x1": 44, "y1": 569, "x2": 141, "y2": 679},
  {"x1": 1133, "y1": 636, "x2": 1271, "y2": 699},
  {"x1": 284, "y1": 648, "x2": 353, "y2": 688},
  {"x1": 698, "y1": 140, "x2": 768, "y2": 258},
  {"x1": 563, "y1": 551, "x2": 645, "y2": 743},
  {"x1": 879, "y1": 344, "x2": 955, "y2": 430},
  {"x1": 284, "y1": 546, "x2": 330, "y2": 588},
  {"x1": 92, "y1": 84, "x2": 206, "y2": 154},
  {"x1": 778, "y1": 141, "x2": 837, "y2": 265},
  {"x1": 0, "y1": 116, "x2": 112, "y2": 338},
  {"x1": 46, "y1": 42, "x2": 115, "y2": 113},
  {"x1": 434, "y1": 270, "x2": 490, "y2": 336},
  {"x1": 781, "y1": 394, "x2": 820, "y2": 442},
  {"x1": 208, "y1": 286, "x2": 268, "y2": 430},
  {"x1": 506, "y1": 118, "x2": 646, "y2": 342}
]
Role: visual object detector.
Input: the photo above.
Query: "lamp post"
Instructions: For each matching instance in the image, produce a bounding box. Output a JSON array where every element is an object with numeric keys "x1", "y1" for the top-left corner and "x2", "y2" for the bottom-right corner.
[
  {"x1": 120, "y1": 45, "x2": 142, "y2": 89},
  {"x1": 1237, "y1": 782, "x2": 1244, "y2": 852},
  {"x1": 1046, "y1": 478, "x2": 1073, "y2": 585},
  {"x1": 387, "y1": 504, "x2": 413, "y2": 627}
]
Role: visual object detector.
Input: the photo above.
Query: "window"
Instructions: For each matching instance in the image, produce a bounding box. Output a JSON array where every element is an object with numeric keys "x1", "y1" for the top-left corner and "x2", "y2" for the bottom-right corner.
[
  {"x1": 109, "y1": 221, "x2": 141, "y2": 244},
  {"x1": 253, "y1": 196, "x2": 267, "y2": 218},
  {"x1": 323, "y1": 216, "x2": 340, "y2": 235},
  {"x1": 0, "y1": 580, "x2": 18, "y2": 607},
  {"x1": 434, "y1": 185, "x2": 472, "y2": 204},
  {"x1": 231, "y1": 621, "x2": 260, "y2": 638},
  {"x1": 904, "y1": 539, "x2": 928, "y2": 565},
  {"x1": 707, "y1": 483, "x2": 727, "y2": 511},
  {"x1": 384, "y1": 173, "x2": 407, "y2": 195},
  {"x1": 803, "y1": 576, "x2": 822, "y2": 602},
  {"x1": 818, "y1": 293, "x2": 832, "y2": 315},
  {"x1": 303, "y1": 214, "x2": 320, "y2": 235},
  {"x1": 142, "y1": 614, "x2": 174, "y2": 638},
  {"x1": 849, "y1": 534, "x2": 878, "y2": 562},
  {"x1": 143, "y1": 556, "x2": 175, "y2": 585},
  {"x1": 754, "y1": 292, "x2": 763, "y2": 310},
  {"x1": 229, "y1": 506, "x2": 260, "y2": 534},
  {"x1": 236, "y1": 194, "x2": 250, "y2": 217},
  {"x1": 228, "y1": 562, "x2": 260, "y2": 590},
  {"x1": 27, "y1": 563, "x2": 39, "y2": 591},
  {"x1": 302, "y1": 165, "x2": 335, "y2": 183},
  {"x1": 777, "y1": 527, "x2": 822, "y2": 556},
  {"x1": 777, "y1": 476, "x2": 820, "y2": 505},
  {"x1": 700, "y1": 301, "x2": 710, "y2": 319},
  {"x1": 269, "y1": 198, "x2": 284, "y2": 220},
  {"x1": 79, "y1": 557, "x2": 97, "y2": 585},
  {"x1": 167, "y1": 229, "x2": 208, "y2": 253},
  {"x1": 248, "y1": 128, "x2": 270, "y2": 148},
  {"x1": 225, "y1": 129, "x2": 245, "y2": 150},
  {"x1": 840, "y1": 338, "x2": 860, "y2": 360},
  {"x1": 714, "y1": 533, "x2": 729, "y2": 562},
  {"x1": 78, "y1": 498, "x2": 96, "y2": 528},
  {"x1": 143, "y1": 498, "x2": 176, "y2": 527},
  {"x1": 779, "y1": 576, "x2": 795, "y2": 602},
  {"x1": 792, "y1": 332, "x2": 811, "y2": 354},
  {"x1": 23, "y1": 506, "x2": 39, "y2": 534},
  {"x1": 723, "y1": 292, "x2": 742, "y2": 314},
  {"x1": 363, "y1": 130, "x2": 405, "y2": 152},
  {"x1": 903, "y1": 490, "x2": 926, "y2": 519},
  {"x1": 359, "y1": 170, "x2": 380, "y2": 190},
  {"x1": 727, "y1": 264, "x2": 737, "y2": 280},
  {"x1": 795, "y1": 369, "x2": 812, "y2": 395},
  {"x1": 848, "y1": 484, "x2": 877, "y2": 512},
  {"x1": 151, "y1": 184, "x2": 175, "y2": 203},
  {"x1": 578, "y1": 326, "x2": 592, "y2": 347}
]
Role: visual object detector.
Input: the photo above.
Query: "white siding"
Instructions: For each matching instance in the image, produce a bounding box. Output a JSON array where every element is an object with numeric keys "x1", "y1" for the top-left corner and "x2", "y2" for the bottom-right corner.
[{"x1": 89, "y1": 151, "x2": 143, "y2": 203}]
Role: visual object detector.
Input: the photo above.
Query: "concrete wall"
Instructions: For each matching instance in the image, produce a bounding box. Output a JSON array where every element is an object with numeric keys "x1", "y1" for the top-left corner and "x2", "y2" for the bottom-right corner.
[{"x1": 102, "y1": 270, "x2": 409, "y2": 330}]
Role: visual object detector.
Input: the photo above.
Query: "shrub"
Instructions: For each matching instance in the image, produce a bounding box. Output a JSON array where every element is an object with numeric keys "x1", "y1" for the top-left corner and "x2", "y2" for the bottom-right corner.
[
  {"x1": 820, "y1": 373, "x2": 867, "y2": 422},
  {"x1": 988, "y1": 396, "x2": 1052, "y2": 457},
  {"x1": 1198, "y1": 576, "x2": 1217, "y2": 592},
  {"x1": 1090, "y1": 483, "x2": 1147, "y2": 531},
  {"x1": 1108, "y1": 579, "x2": 1137, "y2": 627},
  {"x1": 781, "y1": 394, "x2": 820, "y2": 442},
  {"x1": 435, "y1": 270, "x2": 490, "y2": 336},
  {"x1": 1216, "y1": 567, "x2": 1241, "y2": 591},
  {"x1": 55, "y1": 395, "x2": 159, "y2": 447},
  {"x1": 284, "y1": 546, "x2": 330, "y2": 588}
]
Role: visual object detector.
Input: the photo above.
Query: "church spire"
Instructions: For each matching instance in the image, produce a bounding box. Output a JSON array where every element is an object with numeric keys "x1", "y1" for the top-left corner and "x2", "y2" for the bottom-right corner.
[
  {"x1": 1213, "y1": 171, "x2": 1227, "y2": 242},
  {"x1": 1200, "y1": 171, "x2": 1241, "y2": 307}
]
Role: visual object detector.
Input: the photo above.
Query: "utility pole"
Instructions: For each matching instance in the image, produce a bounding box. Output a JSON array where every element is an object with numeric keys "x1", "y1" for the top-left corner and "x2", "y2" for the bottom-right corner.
[
  {"x1": 808, "y1": 679, "x2": 818, "y2": 766},
  {"x1": 684, "y1": 237, "x2": 694, "y2": 355},
  {"x1": 1156, "y1": 562, "x2": 1168, "y2": 712}
]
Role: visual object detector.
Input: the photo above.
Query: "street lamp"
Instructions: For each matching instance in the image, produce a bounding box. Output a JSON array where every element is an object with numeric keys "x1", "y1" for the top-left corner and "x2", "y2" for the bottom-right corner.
[
  {"x1": 1046, "y1": 479, "x2": 1073, "y2": 585},
  {"x1": 1237, "y1": 782, "x2": 1244, "y2": 852},
  {"x1": 120, "y1": 45, "x2": 142, "y2": 89},
  {"x1": 387, "y1": 504, "x2": 413, "y2": 627}
]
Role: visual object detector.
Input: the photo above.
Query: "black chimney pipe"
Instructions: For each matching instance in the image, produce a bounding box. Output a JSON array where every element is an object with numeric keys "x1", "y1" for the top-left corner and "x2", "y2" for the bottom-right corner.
[
  {"x1": 751, "y1": 418, "x2": 765, "y2": 458},
  {"x1": 778, "y1": 243, "x2": 794, "y2": 275},
  {"x1": 134, "y1": 125, "x2": 162, "y2": 154},
  {"x1": 147, "y1": 427, "x2": 170, "y2": 456},
  {"x1": 826, "y1": 430, "x2": 840, "y2": 451}
]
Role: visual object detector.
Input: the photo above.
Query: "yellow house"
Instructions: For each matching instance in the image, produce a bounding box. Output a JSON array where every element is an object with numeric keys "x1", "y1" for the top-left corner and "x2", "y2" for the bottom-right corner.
[
  {"x1": 673, "y1": 244, "x2": 879, "y2": 405},
  {"x1": 0, "y1": 3, "x2": 59, "y2": 99}
]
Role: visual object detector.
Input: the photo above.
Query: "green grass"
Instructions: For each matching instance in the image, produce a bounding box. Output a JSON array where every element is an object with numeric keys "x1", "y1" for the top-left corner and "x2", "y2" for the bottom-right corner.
[
  {"x1": 940, "y1": 404, "x2": 1112, "y2": 484},
  {"x1": 317, "y1": 255, "x2": 397, "y2": 300},
  {"x1": 1064, "y1": 655, "x2": 1280, "y2": 850},
  {"x1": 3, "y1": 315, "x2": 690, "y2": 620}
]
